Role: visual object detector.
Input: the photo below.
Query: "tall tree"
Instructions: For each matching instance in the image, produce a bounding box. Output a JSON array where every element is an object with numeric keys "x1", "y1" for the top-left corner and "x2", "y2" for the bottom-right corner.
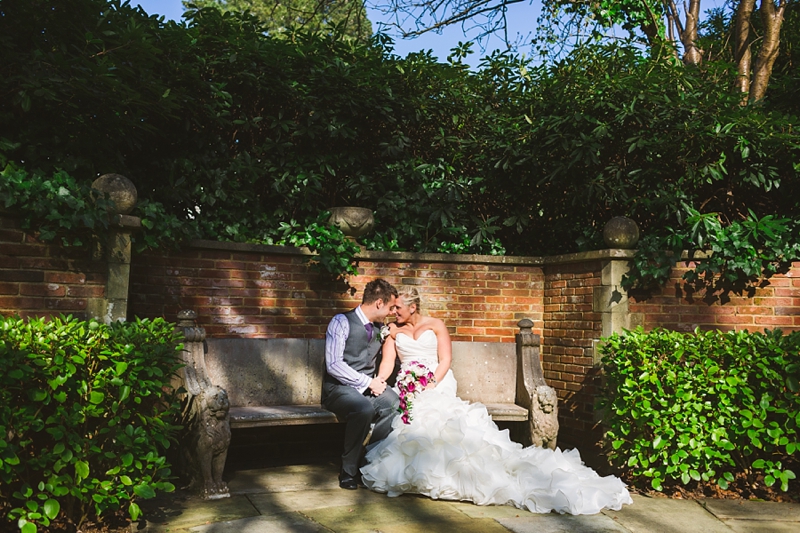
[
  {"x1": 185, "y1": 0, "x2": 372, "y2": 40},
  {"x1": 373, "y1": 0, "x2": 793, "y2": 102}
]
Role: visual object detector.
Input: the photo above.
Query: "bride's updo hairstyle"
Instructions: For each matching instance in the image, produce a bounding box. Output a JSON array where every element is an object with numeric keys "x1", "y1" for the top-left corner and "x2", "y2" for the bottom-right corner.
[{"x1": 398, "y1": 286, "x2": 422, "y2": 314}]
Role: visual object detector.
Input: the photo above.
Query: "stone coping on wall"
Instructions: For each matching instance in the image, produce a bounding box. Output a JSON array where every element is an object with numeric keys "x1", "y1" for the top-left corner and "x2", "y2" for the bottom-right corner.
[{"x1": 188, "y1": 239, "x2": 637, "y2": 266}]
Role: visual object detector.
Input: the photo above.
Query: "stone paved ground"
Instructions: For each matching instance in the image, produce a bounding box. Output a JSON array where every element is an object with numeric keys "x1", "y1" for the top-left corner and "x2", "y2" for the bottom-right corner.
[{"x1": 137, "y1": 463, "x2": 800, "y2": 533}]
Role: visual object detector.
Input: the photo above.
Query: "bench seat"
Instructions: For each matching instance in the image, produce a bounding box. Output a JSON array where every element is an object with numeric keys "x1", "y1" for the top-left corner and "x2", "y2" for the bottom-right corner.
[
  {"x1": 228, "y1": 402, "x2": 528, "y2": 429},
  {"x1": 229, "y1": 405, "x2": 339, "y2": 428}
]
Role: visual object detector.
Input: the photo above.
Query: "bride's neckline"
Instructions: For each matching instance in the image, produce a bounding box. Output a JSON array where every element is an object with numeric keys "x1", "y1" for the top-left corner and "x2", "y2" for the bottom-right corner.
[{"x1": 397, "y1": 329, "x2": 436, "y2": 342}]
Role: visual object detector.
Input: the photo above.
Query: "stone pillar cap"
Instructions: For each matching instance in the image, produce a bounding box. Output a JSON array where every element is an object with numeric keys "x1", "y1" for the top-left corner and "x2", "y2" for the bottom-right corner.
[{"x1": 92, "y1": 174, "x2": 137, "y2": 215}]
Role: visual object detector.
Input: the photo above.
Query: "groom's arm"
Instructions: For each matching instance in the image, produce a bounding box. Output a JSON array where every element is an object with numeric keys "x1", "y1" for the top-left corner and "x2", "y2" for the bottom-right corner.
[{"x1": 325, "y1": 314, "x2": 371, "y2": 393}]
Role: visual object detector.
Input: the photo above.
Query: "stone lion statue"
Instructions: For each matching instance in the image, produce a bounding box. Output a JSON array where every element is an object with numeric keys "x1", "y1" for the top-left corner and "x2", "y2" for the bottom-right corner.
[
  {"x1": 530, "y1": 385, "x2": 559, "y2": 450},
  {"x1": 183, "y1": 385, "x2": 231, "y2": 500}
]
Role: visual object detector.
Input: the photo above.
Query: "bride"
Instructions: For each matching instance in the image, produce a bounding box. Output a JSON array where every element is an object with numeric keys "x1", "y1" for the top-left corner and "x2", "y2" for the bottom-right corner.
[{"x1": 360, "y1": 286, "x2": 633, "y2": 515}]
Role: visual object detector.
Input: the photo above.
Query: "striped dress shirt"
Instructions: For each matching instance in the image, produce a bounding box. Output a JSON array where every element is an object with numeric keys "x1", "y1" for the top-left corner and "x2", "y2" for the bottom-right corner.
[{"x1": 325, "y1": 307, "x2": 372, "y2": 393}]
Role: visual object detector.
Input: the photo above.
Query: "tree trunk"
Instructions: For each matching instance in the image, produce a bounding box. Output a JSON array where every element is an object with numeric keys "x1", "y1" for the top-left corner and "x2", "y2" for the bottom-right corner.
[
  {"x1": 749, "y1": 0, "x2": 787, "y2": 102},
  {"x1": 665, "y1": 0, "x2": 703, "y2": 65},
  {"x1": 733, "y1": 0, "x2": 757, "y2": 97},
  {"x1": 681, "y1": 0, "x2": 703, "y2": 65}
]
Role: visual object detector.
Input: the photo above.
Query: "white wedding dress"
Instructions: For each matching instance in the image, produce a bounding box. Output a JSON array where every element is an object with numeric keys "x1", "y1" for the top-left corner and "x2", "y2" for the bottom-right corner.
[{"x1": 360, "y1": 330, "x2": 633, "y2": 515}]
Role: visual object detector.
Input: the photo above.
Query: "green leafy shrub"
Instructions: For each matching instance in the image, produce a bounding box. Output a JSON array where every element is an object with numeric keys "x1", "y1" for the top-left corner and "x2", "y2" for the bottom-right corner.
[
  {"x1": 0, "y1": 315, "x2": 183, "y2": 532},
  {"x1": 599, "y1": 327, "x2": 800, "y2": 493},
  {"x1": 622, "y1": 206, "x2": 800, "y2": 295},
  {"x1": 0, "y1": 161, "x2": 194, "y2": 254}
]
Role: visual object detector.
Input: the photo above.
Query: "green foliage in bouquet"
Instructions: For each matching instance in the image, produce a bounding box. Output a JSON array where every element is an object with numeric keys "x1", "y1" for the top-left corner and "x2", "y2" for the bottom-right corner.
[
  {"x1": 0, "y1": 315, "x2": 183, "y2": 532},
  {"x1": 598, "y1": 327, "x2": 800, "y2": 493}
]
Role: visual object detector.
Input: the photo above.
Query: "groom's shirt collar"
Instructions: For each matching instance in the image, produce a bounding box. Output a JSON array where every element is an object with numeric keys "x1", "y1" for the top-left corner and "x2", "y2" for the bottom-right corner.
[{"x1": 354, "y1": 306, "x2": 371, "y2": 326}]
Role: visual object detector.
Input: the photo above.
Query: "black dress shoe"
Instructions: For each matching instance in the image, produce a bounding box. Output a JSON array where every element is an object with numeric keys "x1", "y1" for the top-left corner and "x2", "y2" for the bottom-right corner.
[{"x1": 338, "y1": 471, "x2": 359, "y2": 490}]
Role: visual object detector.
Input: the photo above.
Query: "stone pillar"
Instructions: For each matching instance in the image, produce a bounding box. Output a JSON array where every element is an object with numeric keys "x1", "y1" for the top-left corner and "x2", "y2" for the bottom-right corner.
[
  {"x1": 86, "y1": 174, "x2": 140, "y2": 323},
  {"x1": 591, "y1": 217, "x2": 644, "y2": 364}
]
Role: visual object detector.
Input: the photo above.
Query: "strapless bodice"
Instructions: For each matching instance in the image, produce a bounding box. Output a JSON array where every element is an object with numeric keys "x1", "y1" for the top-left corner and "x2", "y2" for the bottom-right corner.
[{"x1": 395, "y1": 329, "x2": 438, "y2": 370}]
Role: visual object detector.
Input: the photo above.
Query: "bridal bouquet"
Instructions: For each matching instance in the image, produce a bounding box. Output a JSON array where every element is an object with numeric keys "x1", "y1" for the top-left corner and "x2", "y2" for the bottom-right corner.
[{"x1": 396, "y1": 361, "x2": 435, "y2": 424}]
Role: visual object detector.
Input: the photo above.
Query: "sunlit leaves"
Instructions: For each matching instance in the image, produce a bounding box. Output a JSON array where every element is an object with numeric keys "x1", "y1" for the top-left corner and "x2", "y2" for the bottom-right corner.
[
  {"x1": 0, "y1": 315, "x2": 181, "y2": 530},
  {"x1": 599, "y1": 327, "x2": 800, "y2": 493}
]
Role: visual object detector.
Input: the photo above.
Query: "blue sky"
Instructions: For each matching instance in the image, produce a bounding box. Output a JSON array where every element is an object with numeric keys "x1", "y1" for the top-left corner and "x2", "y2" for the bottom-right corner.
[
  {"x1": 134, "y1": 0, "x2": 543, "y2": 65},
  {"x1": 134, "y1": 1, "x2": 726, "y2": 66}
]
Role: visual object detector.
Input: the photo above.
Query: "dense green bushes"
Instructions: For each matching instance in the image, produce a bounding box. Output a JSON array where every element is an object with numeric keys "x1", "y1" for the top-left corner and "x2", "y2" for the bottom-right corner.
[
  {"x1": 1, "y1": 0, "x2": 799, "y2": 285},
  {"x1": 599, "y1": 327, "x2": 800, "y2": 493},
  {"x1": 0, "y1": 316, "x2": 182, "y2": 532}
]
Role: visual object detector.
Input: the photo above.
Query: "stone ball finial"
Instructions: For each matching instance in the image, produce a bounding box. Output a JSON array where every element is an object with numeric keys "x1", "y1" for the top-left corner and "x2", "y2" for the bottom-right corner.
[
  {"x1": 328, "y1": 207, "x2": 375, "y2": 238},
  {"x1": 603, "y1": 216, "x2": 640, "y2": 249},
  {"x1": 91, "y1": 174, "x2": 137, "y2": 215},
  {"x1": 517, "y1": 318, "x2": 534, "y2": 330}
]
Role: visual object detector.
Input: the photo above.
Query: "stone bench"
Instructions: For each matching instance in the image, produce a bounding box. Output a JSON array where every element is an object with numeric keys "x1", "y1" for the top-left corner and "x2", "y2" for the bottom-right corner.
[
  {"x1": 175, "y1": 311, "x2": 551, "y2": 499},
  {"x1": 205, "y1": 336, "x2": 532, "y2": 428}
]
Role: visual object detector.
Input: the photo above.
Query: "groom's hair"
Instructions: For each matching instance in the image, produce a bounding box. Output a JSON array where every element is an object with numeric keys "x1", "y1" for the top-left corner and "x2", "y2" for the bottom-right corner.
[{"x1": 362, "y1": 278, "x2": 398, "y2": 304}]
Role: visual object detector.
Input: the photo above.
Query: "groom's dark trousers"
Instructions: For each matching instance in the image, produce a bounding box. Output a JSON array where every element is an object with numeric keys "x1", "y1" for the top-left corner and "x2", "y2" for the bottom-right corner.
[{"x1": 322, "y1": 309, "x2": 399, "y2": 478}]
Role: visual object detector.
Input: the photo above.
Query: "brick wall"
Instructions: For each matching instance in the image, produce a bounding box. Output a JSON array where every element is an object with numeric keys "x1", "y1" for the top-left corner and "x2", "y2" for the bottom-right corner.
[
  {"x1": 0, "y1": 215, "x2": 105, "y2": 320},
  {"x1": 630, "y1": 261, "x2": 800, "y2": 333},
  {"x1": 129, "y1": 241, "x2": 545, "y2": 342},
  {"x1": 8, "y1": 216, "x2": 800, "y2": 450},
  {"x1": 541, "y1": 260, "x2": 604, "y2": 447}
]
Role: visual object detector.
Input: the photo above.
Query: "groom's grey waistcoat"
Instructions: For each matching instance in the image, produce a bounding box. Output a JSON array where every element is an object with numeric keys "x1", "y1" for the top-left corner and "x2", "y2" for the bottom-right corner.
[{"x1": 323, "y1": 309, "x2": 382, "y2": 393}]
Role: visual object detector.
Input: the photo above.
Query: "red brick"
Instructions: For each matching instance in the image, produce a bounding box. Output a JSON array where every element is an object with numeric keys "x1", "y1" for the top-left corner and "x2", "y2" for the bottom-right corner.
[
  {"x1": 20, "y1": 283, "x2": 67, "y2": 297},
  {"x1": 176, "y1": 258, "x2": 216, "y2": 271},
  {"x1": 1, "y1": 243, "x2": 48, "y2": 257},
  {"x1": 755, "y1": 316, "x2": 795, "y2": 326},
  {"x1": 0, "y1": 229, "x2": 25, "y2": 243},
  {"x1": 0, "y1": 296, "x2": 45, "y2": 308},
  {"x1": 45, "y1": 298, "x2": 86, "y2": 310},
  {"x1": 0, "y1": 282, "x2": 19, "y2": 295},
  {"x1": 472, "y1": 336, "x2": 502, "y2": 342},
  {"x1": 45, "y1": 272, "x2": 86, "y2": 284},
  {"x1": 718, "y1": 315, "x2": 754, "y2": 325}
]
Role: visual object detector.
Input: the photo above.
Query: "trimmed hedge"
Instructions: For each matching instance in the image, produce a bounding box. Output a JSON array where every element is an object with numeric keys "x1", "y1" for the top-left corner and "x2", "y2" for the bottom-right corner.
[
  {"x1": 598, "y1": 327, "x2": 800, "y2": 492},
  {"x1": 0, "y1": 315, "x2": 182, "y2": 532}
]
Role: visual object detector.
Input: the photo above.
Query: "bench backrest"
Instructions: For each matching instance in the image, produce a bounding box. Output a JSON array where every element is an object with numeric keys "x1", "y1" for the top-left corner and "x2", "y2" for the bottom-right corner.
[
  {"x1": 204, "y1": 338, "x2": 518, "y2": 408},
  {"x1": 450, "y1": 341, "x2": 517, "y2": 405},
  {"x1": 205, "y1": 338, "x2": 327, "y2": 407}
]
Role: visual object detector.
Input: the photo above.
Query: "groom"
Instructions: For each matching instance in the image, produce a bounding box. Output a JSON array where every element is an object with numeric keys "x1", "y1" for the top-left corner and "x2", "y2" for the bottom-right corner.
[{"x1": 322, "y1": 278, "x2": 400, "y2": 489}]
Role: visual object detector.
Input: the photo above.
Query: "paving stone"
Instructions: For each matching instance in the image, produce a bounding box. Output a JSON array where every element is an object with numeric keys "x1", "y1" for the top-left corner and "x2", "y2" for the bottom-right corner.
[
  {"x1": 228, "y1": 462, "x2": 340, "y2": 494},
  {"x1": 140, "y1": 494, "x2": 259, "y2": 532},
  {"x1": 603, "y1": 495, "x2": 733, "y2": 533},
  {"x1": 189, "y1": 512, "x2": 328, "y2": 533},
  {"x1": 302, "y1": 496, "x2": 511, "y2": 533},
  {"x1": 701, "y1": 499, "x2": 800, "y2": 522},
  {"x1": 448, "y1": 501, "x2": 534, "y2": 519},
  {"x1": 496, "y1": 513, "x2": 631, "y2": 533},
  {"x1": 723, "y1": 520, "x2": 800, "y2": 533},
  {"x1": 247, "y1": 488, "x2": 390, "y2": 515}
]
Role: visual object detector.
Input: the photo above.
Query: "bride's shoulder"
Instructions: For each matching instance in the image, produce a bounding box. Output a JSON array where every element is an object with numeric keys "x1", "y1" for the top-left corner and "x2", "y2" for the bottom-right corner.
[
  {"x1": 422, "y1": 316, "x2": 447, "y2": 331},
  {"x1": 389, "y1": 322, "x2": 411, "y2": 339},
  {"x1": 425, "y1": 317, "x2": 450, "y2": 339}
]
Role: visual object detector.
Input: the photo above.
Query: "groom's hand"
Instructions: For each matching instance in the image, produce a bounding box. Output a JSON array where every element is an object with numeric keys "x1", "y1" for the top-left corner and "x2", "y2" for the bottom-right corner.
[{"x1": 368, "y1": 376, "x2": 387, "y2": 396}]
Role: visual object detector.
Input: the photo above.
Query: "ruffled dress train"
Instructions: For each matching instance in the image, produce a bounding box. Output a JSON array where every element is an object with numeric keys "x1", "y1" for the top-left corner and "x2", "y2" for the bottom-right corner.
[{"x1": 360, "y1": 330, "x2": 632, "y2": 515}]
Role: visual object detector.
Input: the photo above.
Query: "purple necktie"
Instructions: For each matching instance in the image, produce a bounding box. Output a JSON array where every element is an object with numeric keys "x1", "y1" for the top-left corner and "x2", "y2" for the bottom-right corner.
[{"x1": 365, "y1": 322, "x2": 374, "y2": 341}]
